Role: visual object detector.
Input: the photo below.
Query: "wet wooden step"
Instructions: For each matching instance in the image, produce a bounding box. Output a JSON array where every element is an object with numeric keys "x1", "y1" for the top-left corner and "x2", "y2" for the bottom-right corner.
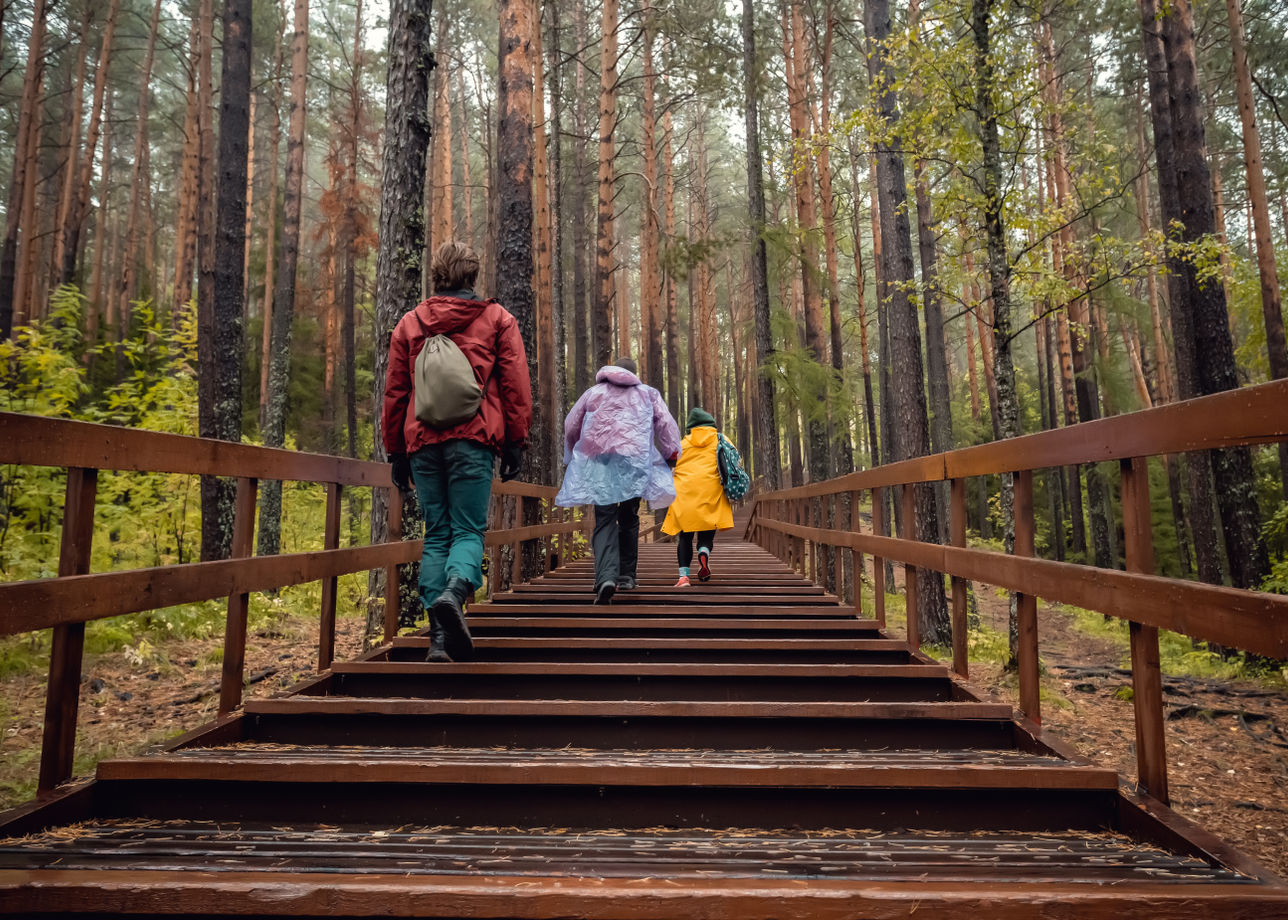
[
  {"x1": 465, "y1": 603, "x2": 869, "y2": 620},
  {"x1": 0, "y1": 822, "x2": 1248, "y2": 886},
  {"x1": 96, "y1": 752, "x2": 1119, "y2": 791},
  {"x1": 460, "y1": 616, "x2": 883, "y2": 638},
  {"x1": 241, "y1": 705, "x2": 1027, "y2": 753},
  {"x1": 333, "y1": 660, "x2": 957, "y2": 702}
]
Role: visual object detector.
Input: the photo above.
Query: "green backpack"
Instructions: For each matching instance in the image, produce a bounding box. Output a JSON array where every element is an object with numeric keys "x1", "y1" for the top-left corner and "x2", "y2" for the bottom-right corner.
[
  {"x1": 413, "y1": 323, "x2": 484, "y2": 429},
  {"x1": 716, "y1": 434, "x2": 751, "y2": 501}
]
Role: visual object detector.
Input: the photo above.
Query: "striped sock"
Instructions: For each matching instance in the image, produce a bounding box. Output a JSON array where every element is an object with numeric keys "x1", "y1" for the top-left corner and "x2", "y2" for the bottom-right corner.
[{"x1": 678, "y1": 567, "x2": 690, "y2": 576}]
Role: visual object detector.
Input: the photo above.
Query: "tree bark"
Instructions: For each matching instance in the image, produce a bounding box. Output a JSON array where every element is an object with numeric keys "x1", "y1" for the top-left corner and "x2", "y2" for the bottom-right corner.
[
  {"x1": 663, "y1": 107, "x2": 680, "y2": 418},
  {"x1": 743, "y1": 0, "x2": 779, "y2": 488},
  {"x1": 258, "y1": 1, "x2": 287, "y2": 427},
  {"x1": 258, "y1": 0, "x2": 310, "y2": 559},
  {"x1": 784, "y1": 0, "x2": 830, "y2": 485},
  {"x1": 204, "y1": 0, "x2": 250, "y2": 539},
  {"x1": 369, "y1": 0, "x2": 433, "y2": 639},
  {"x1": 570, "y1": 0, "x2": 590, "y2": 396},
  {"x1": 0, "y1": 0, "x2": 47, "y2": 338},
  {"x1": 641, "y1": 0, "x2": 663, "y2": 391},
  {"x1": 532, "y1": 0, "x2": 556, "y2": 483},
  {"x1": 594, "y1": 0, "x2": 618, "y2": 370},
  {"x1": 1224, "y1": 0, "x2": 1288, "y2": 498},
  {"x1": 50, "y1": 9, "x2": 94, "y2": 292},
  {"x1": 1141, "y1": 0, "x2": 1266, "y2": 588},
  {"x1": 866, "y1": 0, "x2": 948, "y2": 644}
]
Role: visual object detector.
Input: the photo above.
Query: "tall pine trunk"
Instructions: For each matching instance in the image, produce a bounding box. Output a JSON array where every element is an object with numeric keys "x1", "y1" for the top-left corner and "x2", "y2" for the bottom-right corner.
[
  {"x1": 866, "y1": 0, "x2": 947, "y2": 644},
  {"x1": 593, "y1": 0, "x2": 618, "y2": 369},
  {"x1": 743, "y1": 0, "x2": 779, "y2": 488},
  {"x1": 368, "y1": 0, "x2": 433, "y2": 639},
  {"x1": 258, "y1": 0, "x2": 310, "y2": 558}
]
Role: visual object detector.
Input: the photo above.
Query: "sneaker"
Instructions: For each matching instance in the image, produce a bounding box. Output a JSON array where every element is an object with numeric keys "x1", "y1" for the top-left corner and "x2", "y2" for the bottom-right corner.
[
  {"x1": 697, "y1": 551, "x2": 711, "y2": 582},
  {"x1": 595, "y1": 581, "x2": 616, "y2": 604},
  {"x1": 616, "y1": 576, "x2": 636, "y2": 591},
  {"x1": 674, "y1": 575, "x2": 691, "y2": 588}
]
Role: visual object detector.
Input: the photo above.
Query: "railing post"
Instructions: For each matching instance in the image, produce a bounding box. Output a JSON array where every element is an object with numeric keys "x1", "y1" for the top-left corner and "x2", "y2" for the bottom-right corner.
[
  {"x1": 901, "y1": 484, "x2": 920, "y2": 652},
  {"x1": 383, "y1": 487, "x2": 403, "y2": 643},
  {"x1": 318, "y1": 482, "x2": 342, "y2": 672},
  {"x1": 1014, "y1": 470, "x2": 1040, "y2": 724},
  {"x1": 38, "y1": 467, "x2": 98, "y2": 795},
  {"x1": 219, "y1": 477, "x2": 259, "y2": 716},
  {"x1": 831, "y1": 494, "x2": 842, "y2": 597},
  {"x1": 1123, "y1": 455, "x2": 1168, "y2": 804},
  {"x1": 850, "y1": 489, "x2": 863, "y2": 617},
  {"x1": 871, "y1": 487, "x2": 886, "y2": 627},
  {"x1": 950, "y1": 478, "x2": 968, "y2": 677}
]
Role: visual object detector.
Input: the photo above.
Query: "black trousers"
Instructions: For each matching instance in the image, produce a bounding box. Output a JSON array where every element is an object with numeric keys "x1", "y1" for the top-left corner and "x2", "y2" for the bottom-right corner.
[
  {"x1": 592, "y1": 498, "x2": 640, "y2": 587},
  {"x1": 676, "y1": 530, "x2": 717, "y2": 569}
]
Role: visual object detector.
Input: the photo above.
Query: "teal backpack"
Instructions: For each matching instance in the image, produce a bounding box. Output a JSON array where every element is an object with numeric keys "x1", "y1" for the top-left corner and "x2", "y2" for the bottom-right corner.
[{"x1": 716, "y1": 434, "x2": 751, "y2": 501}]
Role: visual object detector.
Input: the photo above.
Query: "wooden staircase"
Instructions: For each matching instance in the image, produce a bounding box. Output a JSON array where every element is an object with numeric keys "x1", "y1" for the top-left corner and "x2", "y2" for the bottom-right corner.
[{"x1": 2, "y1": 539, "x2": 1286, "y2": 918}]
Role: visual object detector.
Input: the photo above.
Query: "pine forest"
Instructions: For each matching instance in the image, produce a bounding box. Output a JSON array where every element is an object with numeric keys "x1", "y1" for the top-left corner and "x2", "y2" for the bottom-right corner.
[{"x1": 3, "y1": 0, "x2": 1288, "y2": 655}]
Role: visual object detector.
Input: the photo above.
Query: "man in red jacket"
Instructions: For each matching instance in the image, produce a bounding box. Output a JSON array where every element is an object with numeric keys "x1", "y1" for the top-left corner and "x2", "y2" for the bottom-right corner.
[{"x1": 382, "y1": 241, "x2": 532, "y2": 661}]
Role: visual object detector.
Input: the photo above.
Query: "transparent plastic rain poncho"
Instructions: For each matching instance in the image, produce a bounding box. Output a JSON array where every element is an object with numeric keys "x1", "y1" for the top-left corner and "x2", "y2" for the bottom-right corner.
[{"x1": 555, "y1": 365, "x2": 682, "y2": 509}]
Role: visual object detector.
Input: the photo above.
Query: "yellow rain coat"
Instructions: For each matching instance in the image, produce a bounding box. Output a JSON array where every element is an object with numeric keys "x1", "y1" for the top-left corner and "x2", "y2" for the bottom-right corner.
[{"x1": 661, "y1": 426, "x2": 733, "y2": 534}]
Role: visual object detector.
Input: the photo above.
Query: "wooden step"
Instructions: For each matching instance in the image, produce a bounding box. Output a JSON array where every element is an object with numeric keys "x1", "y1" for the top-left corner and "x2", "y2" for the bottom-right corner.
[
  {"x1": 323, "y1": 662, "x2": 961, "y2": 702},
  {"x1": 97, "y1": 751, "x2": 1119, "y2": 791},
  {"x1": 465, "y1": 603, "x2": 869, "y2": 619}
]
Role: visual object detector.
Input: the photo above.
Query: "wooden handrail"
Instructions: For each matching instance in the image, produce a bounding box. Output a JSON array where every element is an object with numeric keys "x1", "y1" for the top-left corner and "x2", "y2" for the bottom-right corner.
[
  {"x1": 0, "y1": 411, "x2": 585, "y2": 794},
  {"x1": 748, "y1": 378, "x2": 1288, "y2": 808}
]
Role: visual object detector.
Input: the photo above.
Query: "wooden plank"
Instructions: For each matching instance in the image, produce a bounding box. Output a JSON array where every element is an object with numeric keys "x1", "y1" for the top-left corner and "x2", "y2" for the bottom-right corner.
[
  {"x1": 757, "y1": 378, "x2": 1288, "y2": 499},
  {"x1": 464, "y1": 604, "x2": 870, "y2": 619},
  {"x1": 1014, "y1": 471, "x2": 1039, "y2": 724},
  {"x1": 754, "y1": 520, "x2": 1288, "y2": 658},
  {"x1": 2, "y1": 871, "x2": 1285, "y2": 920},
  {"x1": 1122, "y1": 456, "x2": 1168, "y2": 805},
  {"x1": 901, "y1": 485, "x2": 919, "y2": 652},
  {"x1": 485, "y1": 518, "x2": 586, "y2": 547},
  {"x1": 317, "y1": 482, "x2": 342, "y2": 672},
  {"x1": 332, "y1": 661, "x2": 950, "y2": 678},
  {"x1": 0, "y1": 411, "x2": 391, "y2": 485},
  {"x1": 459, "y1": 617, "x2": 882, "y2": 632},
  {"x1": 0, "y1": 540, "x2": 421, "y2": 638},
  {"x1": 469, "y1": 637, "x2": 908, "y2": 650},
  {"x1": 38, "y1": 467, "x2": 97, "y2": 794},
  {"x1": 96, "y1": 757, "x2": 1120, "y2": 790},
  {"x1": 949, "y1": 478, "x2": 968, "y2": 678},
  {"x1": 384, "y1": 488, "x2": 404, "y2": 643},
  {"x1": 219, "y1": 478, "x2": 259, "y2": 716},
  {"x1": 242, "y1": 698, "x2": 1016, "y2": 719}
]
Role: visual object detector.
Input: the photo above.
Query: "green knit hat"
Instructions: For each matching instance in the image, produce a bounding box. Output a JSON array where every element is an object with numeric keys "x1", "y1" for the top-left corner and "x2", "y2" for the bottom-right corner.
[{"x1": 686, "y1": 406, "x2": 716, "y2": 432}]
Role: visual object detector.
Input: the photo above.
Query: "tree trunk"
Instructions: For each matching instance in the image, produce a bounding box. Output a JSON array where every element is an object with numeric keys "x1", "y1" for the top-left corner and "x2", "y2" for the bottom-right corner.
[
  {"x1": 663, "y1": 107, "x2": 681, "y2": 418},
  {"x1": 847, "y1": 145, "x2": 879, "y2": 471},
  {"x1": 0, "y1": 0, "x2": 47, "y2": 338},
  {"x1": 743, "y1": 0, "x2": 779, "y2": 488},
  {"x1": 532, "y1": 2, "x2": 556, "y2": 483},
  {"x1": 258, "y1": 1, "x2": 286, "y2": 428},
  {"x1": 430, "y1": 1, "x2": 452, "y2": 253},
  {"x1": 174, "y1": 20, "x2": 202, "y2": 314},
  {"x1": 1224, "y1": 0, "x2": 1288, "y2": 499},
  {"x1": 594, "y1": 0, "x2": 618, "y2": 370},
  {"x1": 546, "y1": 0, "x2": 566, "y2": 451},
  {"x1": 784, "y1": 0, "x2": 830, "y2": 485},
  {"x1": 369, "y1": 0, "x2": 433, "y2": 640},
  {"x1": 50, "y1": 10, "x2": 94, "y2": 293},
  {"x1": 641, "y1": 0, "x2": 663, "y2": 391},
  {"x1": 866, "y1": 0, "x2": 948, "y2": 645},
  {"x1": 1141, "y1": 0, "x2": 1266, "y2": 588},
  {"x1": 258, "y1": 0, "x2": 310, "y2": 559},
  {"x1": 59, "y1": 0, "x2": 120, "y2": 290},
  {"x1": 204, "y1": 0, "x2": 250, "y2": 543},
  {"x1": 570, "y1": 0, "x2": 590, "y2": 396}
]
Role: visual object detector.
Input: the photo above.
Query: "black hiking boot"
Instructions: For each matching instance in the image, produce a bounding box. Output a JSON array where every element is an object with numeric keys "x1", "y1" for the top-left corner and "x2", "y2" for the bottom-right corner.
[
  {"x1": 431, "y1": 576, "x2": 475, "y2": 661},
  {"x1": 595, "y1": 581, "x2": 616, "y2": 605},
  {"x1": 425, "y1": 614, "x2": 452, "y2": 662}
]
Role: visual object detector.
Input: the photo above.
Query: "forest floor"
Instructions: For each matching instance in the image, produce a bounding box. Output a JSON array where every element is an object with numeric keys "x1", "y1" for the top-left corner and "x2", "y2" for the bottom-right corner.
[
  {"x1": 963, "y1": 579, "x2": 1288, "y2": 879},
  {"x1": 1, "y1": 575, "x2": 1286, "y2": 880}
]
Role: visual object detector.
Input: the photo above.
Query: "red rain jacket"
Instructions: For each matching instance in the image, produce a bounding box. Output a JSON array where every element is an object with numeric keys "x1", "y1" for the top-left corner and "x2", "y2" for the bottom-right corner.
[{"x1": 381, "y1": 295, "x2": 532, "y2": 457}]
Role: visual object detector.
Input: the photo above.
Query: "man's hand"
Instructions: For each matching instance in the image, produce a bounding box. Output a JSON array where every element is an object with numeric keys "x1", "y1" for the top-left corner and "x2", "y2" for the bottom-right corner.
[
  {"x1": 666, "y1": 452, "x2": 678, "y2": 469},
  {"x1": 390, "y1": 453, "x2": 412, "y2": 492},
  {"x1": 500, "y1": 442, "x2": 524, "y2": 482}
]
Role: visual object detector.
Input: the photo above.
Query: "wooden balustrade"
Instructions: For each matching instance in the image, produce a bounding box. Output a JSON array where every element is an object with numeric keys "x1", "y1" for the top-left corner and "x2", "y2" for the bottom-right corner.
[
  {"x1": 749, "y1": 377, "x2": 1288, "y2": 806},
  {"x1": 0, "y1": 412, "x2": 584, "y2": 794}
]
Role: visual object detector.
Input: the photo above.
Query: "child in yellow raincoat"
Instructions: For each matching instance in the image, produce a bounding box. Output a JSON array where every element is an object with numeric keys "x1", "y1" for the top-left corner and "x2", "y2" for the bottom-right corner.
[{"x1": 661, "y1": 407, "x2": 734, "y2": 586}]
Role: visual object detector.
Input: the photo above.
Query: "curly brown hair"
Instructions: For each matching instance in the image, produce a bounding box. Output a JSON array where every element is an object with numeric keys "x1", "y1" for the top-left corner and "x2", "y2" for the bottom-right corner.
[{"x1": 431, "y1": 240, "x2": 481, "y2": 293}]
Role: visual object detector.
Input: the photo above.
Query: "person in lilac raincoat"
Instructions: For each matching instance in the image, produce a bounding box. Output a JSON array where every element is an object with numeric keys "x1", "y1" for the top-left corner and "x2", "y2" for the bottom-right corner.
[{"x1": 556, "y1": 357, "x2": 681, "y2": 603}]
